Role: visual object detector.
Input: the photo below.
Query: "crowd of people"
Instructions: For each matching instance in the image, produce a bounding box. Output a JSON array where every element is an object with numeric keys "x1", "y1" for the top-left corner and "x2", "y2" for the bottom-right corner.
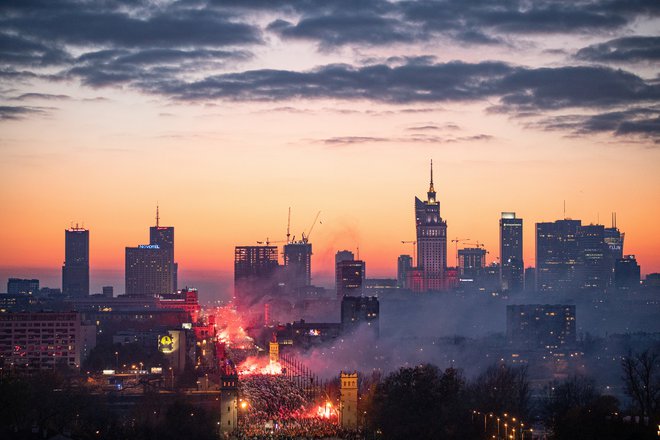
[{"x1": 234, "y1": 374, "x2": 364, "y2": 439}]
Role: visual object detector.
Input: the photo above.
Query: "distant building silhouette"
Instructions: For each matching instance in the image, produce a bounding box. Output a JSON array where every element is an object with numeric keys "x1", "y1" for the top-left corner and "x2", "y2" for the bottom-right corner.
[
  {"x1": 150, "y1": 206, "x2": 178, "y2": 291},
  {"x1": 7, "y1": 278, "x2": 39, "y2": 296},
  {"x1": 536, "y1": 219, "x2": 581, "y2": 292},
  {"x1": 397, "y1": 254, "x2": 412, "y2": 288},
  {"x1": 341, "y1": 295, "x2": 379, "y2": 335},
  {"x1": 336, "y1": 259, "x2": 365, "y2": 298},
  {"x1": 500, "y1": 212, "x2": 524, "y2": 291},
  {"x1": 577, "y1": 224, "x2": 609, "y2": 290},
  {"x1": 615, "y1": 255, "x2": 640, "y2": 290},
  {"x1": 234, "y1": 245, "x2": 279, "y2": 305},
  {"x1": 458, "y1": 247, "x2": 486, "y2": 280},
  {"x1": 604, "y1": 213, "x2": 624, "y2": 285},
  {"x1": 284, "y1": 242, "x2": 312, "y2": 289},
  {"x1": 62, "y1": 225, "x2": 89, "y2": 297},
  {"x1": 414, "y1": 160, "x2": 448, "y2": 291},
  {"x1": 507, "y1": 304, "x2": 576, "y2": 349}
]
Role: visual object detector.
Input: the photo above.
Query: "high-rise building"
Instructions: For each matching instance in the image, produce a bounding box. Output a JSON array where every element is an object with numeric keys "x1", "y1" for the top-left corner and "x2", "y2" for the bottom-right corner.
[
  {"x1": 149, "y1": 206, "x2": 178, "y2": 291},
  {"x1": 604, "y1": 213, "x2": 624, "y2": 286},
  {"x1": 535, "y1": 219, "x2": 581, "y2": 292},
  {"x1": 341, "y1": 296, "x2": 379, "y2": 335},
  {"x1": 577, "y1": 224, "x2": 609, "y2": 290},
  {"x1": 62, "y1": 226, "x2": 89, "y2": 297},
  {"x1": 397, "y1": 255, "x2": 412, "y2": 288},
  {"x1": 415, "y1": 160, "x2": 448, "y2": 291},
  {"x1": 234, "y1": 246, "x2": 279, "y2": 305},
  {"x1": 7, "y1": 278, "x2": 39, "y2": 295},
  {"x1": 336, "y1": 259, "x2": 365, "y2": 298},
  {"x1": 125, "y1": 244, "x2": 174, "y2": 296},
  {"x1": 615, "y1": 255, "x2": 640, "y2": 290},
  {"x1": 506, "y1": 304, "x2": 576, "y2": 349},
  {"x1": 283, "y1": 242, "x2": 312, "y2": 289},
  {"x1": 458, "y1": 247, "x2": 486, "y2": 280},
  {"x1": 102, "y1": 286, "x2": 113, "y2": 298},
  {"x1": 500, "y1": 212, "x2": 524, "y2": 291}
]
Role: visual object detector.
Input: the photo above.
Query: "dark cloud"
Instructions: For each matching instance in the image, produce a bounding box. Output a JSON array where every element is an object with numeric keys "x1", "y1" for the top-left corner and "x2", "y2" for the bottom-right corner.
[
  {"x1": 319, "y1": 132, "x2": 493, "y2": 145},
  {"x1": 10, "y1": 93, "x2": 71, "y2": 101},
  {"x1": 576, "y1": 36, "x2": 660, "y2": 63},
  {"x1": 531, "y1": 108, "x2": 660, "y2": 141},
  {"x1": 2, "y1": 9, "x2": 260, "y2": 49},
  {"x1": 0, "y1": 105, "x2": 51, "y2": 120},
  {"x1": 323, "y1": 136, "x2": 390, "y2": 145},
  {"x1": 0, "y1": 33, "x2": 71, "y2": 66},
  {"x1": 268, "y1": 13, "x2": 422, "y2": 48}
]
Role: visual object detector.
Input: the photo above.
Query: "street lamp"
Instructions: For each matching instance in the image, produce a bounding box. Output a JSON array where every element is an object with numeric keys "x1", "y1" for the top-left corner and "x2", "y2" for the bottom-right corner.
[{"x1": 115, "y1": 351, "x2": 119, "y2": 371}]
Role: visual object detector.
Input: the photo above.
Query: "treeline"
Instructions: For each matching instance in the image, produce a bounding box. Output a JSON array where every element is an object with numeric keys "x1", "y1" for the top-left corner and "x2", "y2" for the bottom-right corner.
[
  {"x1": 361, "y1": 349, "x2": 660, "y2": 440},
  {"x1": 0, "y1": 373, "x2": 218, "y2": 440}
]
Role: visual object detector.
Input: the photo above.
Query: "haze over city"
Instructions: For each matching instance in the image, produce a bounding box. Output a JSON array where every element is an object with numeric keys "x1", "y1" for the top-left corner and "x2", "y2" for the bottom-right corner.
[{"x1": 1, "y1": 0, "x2": 659, "y2": 299}]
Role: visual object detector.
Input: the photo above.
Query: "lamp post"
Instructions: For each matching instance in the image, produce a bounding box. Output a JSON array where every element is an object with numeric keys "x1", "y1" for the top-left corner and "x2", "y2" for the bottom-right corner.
[{"x1": 114, "y1": 351, "x2": 118, "y2": 371}]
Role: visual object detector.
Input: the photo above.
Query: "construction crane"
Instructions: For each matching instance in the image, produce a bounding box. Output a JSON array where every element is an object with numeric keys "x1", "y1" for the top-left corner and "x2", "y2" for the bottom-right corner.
[
  {"x1": 401, "y1": 240, "x2": 417, "y2": 265},
  {"x1": 451, "y1": 238, "x2": 471, "y2": 268},
  {"x1": 301, "y1": 211, "x2": 321, "y2": 244}
]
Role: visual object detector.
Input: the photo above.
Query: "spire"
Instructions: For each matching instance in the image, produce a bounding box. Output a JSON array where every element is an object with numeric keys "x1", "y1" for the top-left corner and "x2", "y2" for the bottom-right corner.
[
  {"x1": 156, "y1": 204, "x2": 160, "y2": 227},
  {"x1": 427, "y1": 159, "x2": 436, "y2": 202}
]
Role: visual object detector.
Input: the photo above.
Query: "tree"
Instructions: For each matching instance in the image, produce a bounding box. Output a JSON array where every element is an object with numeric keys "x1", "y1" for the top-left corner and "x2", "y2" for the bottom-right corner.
[
  {"x1": 369, "y1": 364, "x2": 477, "y2": 440},
  {"x1": 469, "y1": 363, "x2": 531, "y2": 420},
  {"x1": 621, "y1": 349, "x2": 660, "y2": 422}
]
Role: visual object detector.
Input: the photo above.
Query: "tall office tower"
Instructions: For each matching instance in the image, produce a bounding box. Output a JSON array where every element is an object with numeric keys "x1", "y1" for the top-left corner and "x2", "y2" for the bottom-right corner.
[
  {"x1": 604, "y1": 213, "x2": 624, "y2": 286},
  {"x1": 536, "y1": 219, "x2": 581, "y2": 292},
  {"x1": 149, "y1": 206, "x2": 178, "y2": 291},
  {"x1": 7, "y1": 278, "x2": 39, "y2": 295},
  {"x1": 283, "y1": 242, "x2": 312, "y2": 289},
  {"x1": 125, "y1": 244, "x2": 174, "y2": 296},
  {"x1": 500, "y1": 212, "x2": 524, "y2": 291},
  {"x1": 341, "y1": 296, "x2": 379, "y2": 335},
  {"x1": 457, "y1": 247, "x2": 486, "y2": 280},
  {"x1": 62, "y1": 226, "x2": 89, "y2": 297},
  {"x1": 234, "y1": 246, "x2": 279, "y2": 305},
  {"x1": 615, "y1": 255, "x2": 640, "y2": 290},
  {"x1": 415, "y1": 160, "x2": 448, "y2": 291},
  {"x1": 336, "y1": 259, "x2": 366, "y2": 298},
  {"x1": 397, "y1": 255, "x2": 413, "y2": 288},
  {"x1": 577, "y1": 224, "x2": 609, "y2": 290}
]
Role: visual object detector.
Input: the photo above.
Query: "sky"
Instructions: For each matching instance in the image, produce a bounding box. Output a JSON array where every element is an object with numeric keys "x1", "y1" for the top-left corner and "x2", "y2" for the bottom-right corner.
[{"x1": 1, "y1": 0, "x2": 659, "y2": 298}]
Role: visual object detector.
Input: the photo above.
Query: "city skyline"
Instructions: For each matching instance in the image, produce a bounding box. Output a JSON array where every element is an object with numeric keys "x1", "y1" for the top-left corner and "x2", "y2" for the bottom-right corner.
[{"x1": 1, "y1": 1, "x2": 658, "y2": 298}]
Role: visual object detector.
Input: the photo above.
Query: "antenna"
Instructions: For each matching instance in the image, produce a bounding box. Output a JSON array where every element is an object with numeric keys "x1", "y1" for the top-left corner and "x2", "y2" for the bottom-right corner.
[
  {"x1": 286, "y1": 207, "x2": 291, "y2": 244},
  {"x1": 357, "y1": 245, "x2": 360, "y2": 260},
  {"x1": 156, "y1": 203, "x2": 160, "y2": 227},
  {"x1": 563, "y1": 200, "x2": 566, "y2": 219}
]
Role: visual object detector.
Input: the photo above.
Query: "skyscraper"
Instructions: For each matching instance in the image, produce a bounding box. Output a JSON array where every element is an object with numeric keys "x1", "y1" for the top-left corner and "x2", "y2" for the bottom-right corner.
[
  {"x1": 125, "y1": 244, "x2": 173, "y2": 296},
  {"x1": 604, "y1": 213, "x2": 624, "y2": 286},
  {"x1": 283, "y1": 242, "x2": 312, "y2": 289},
  {"x1": 415, "y1": 160, "x2": 448, "y2": 291},
  {"x1": 500, "y1": 212, "x2": 524, "y2": 291},
  {"x1": 150, "y1": 206, "x2": 177, "y2": 291},
  {"x1": 62, "y1": 225, "x2": 89, "y2": 297},
  {"x1": 234, "y1": 245, "x2": 279, "y2": 305},
  {"x1": 577, "y1": 224, "x2": 609, "y2": 290},
  {"x1": 536, "y1": 219, "x2": 581, "y2": 292}
]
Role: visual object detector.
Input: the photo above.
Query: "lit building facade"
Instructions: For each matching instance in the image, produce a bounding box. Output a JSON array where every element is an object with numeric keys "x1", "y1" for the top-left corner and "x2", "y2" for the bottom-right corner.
[
  {"x1": 506, "y1": 304, "x2": 576, "y2": 349},
  {"x1": 62, "y1": 226, "x2": 89, "y2": 297},
  {"x1": 397, "y1": 255, "x2": 412, "y2": 288},
  {"x1": 414, "y1": 161, "x2": 448, "y2": 291},
  {"x1": 500, "y1": 212, "x2": 524, "y2": 291},
  {"x1": 535, "y1": 219, "x2": 581, "y2": 292},
  {"x1": 458, "y1": 247, "x2": 486, "y2": 280},
  {"x1": 336, "y1": 259, "x2": 365, "y2": 298},
  {"x1": 125, "y1": 244, "x2": 174, "y2": 296},
  {"x1": 7, "y1": 278, "x2": 39, "y2": 296},
  {"x1": 0, "y1": 312, "x2": 96, "y2": 372}
]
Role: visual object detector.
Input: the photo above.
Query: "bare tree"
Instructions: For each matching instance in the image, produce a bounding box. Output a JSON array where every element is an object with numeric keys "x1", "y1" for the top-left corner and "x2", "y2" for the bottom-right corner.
[{"x1": 621, "y1": 349, "x2": 660, "y2": 421}]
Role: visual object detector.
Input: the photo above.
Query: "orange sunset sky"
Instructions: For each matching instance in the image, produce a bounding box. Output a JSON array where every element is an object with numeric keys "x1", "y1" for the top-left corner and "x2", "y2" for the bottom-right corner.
[{"x1": 1, "y1": 1, "x2": 659, "y2": 298}]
